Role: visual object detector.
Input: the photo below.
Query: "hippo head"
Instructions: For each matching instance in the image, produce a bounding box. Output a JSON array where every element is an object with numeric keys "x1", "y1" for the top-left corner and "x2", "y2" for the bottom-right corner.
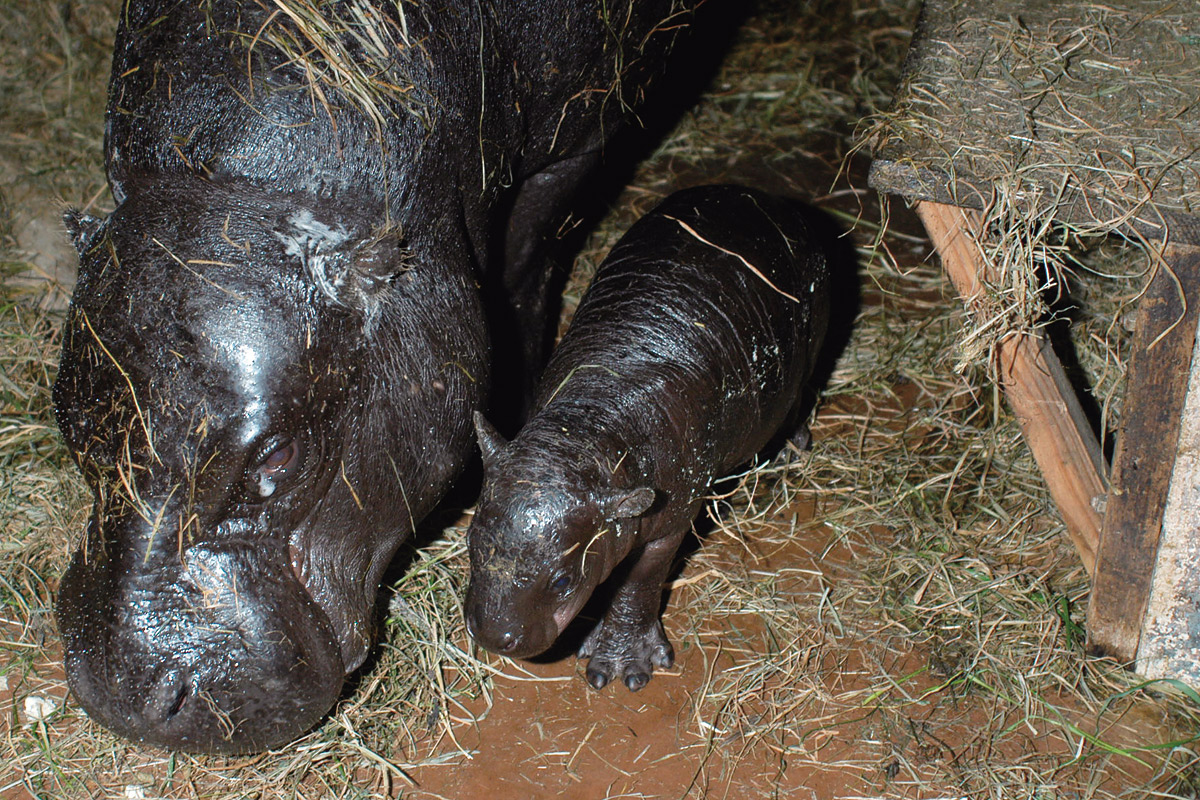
[
  {"x1": 53, "y1": 177, "x2": 484, "y2": 752},
  {"x1": 463, "y1": 414, "x2": 655, "y2": 659}
]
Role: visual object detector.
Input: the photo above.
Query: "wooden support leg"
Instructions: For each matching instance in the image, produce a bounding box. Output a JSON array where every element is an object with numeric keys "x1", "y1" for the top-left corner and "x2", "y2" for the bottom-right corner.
[
  {"x1": 915, "y1": 200, "x2": 1107, "y2": 574},
  {"x1": 1090, "y1": 245, "x2": 1200, "y2": 663}
]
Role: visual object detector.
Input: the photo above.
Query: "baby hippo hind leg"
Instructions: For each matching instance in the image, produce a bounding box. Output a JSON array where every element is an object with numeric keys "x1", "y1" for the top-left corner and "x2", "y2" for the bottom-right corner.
[{"x1": 578, "y1": 532, "x2": 682, "y2": 691}]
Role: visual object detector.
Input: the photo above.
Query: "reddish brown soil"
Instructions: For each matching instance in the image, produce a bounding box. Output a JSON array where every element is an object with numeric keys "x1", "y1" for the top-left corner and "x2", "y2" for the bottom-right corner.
[{"x1": 403, "y1": 511, "x2": 1169, "y2": 800}]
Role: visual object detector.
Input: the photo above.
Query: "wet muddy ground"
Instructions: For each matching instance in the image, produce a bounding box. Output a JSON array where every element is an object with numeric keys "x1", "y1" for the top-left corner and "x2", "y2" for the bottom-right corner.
[{"x1": 400, "y1": 425, "x2": 1167, "y2": 800}]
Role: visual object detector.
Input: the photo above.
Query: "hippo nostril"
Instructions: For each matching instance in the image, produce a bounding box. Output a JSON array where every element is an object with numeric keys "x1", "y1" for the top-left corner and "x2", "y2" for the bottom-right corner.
[
  {"x1": 146, "y1": 670, "x2": 191, "y2": 725},
  {"x1": 166, "y1": 680, "x2": 188, "y2": 719},
  {"x1": 498, "y1": 632, "x2": 519, "y2": 653}
]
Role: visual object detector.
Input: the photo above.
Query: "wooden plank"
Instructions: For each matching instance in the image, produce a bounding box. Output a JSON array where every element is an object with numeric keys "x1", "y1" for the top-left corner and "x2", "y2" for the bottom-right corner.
[
  {"x1": 916, "y1": 200, "x2": 1107, "y2": 573},
  {"x1": 1139, "y1": 269, "x2": 1200, "y2": 682},
  {"x1": 1089, "y1": 245, "x2": 1200, "y2": 661}
]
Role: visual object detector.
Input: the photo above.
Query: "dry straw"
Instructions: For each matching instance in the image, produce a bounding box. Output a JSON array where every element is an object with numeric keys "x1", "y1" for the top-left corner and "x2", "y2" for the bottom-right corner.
[{"x1": 247, "y1": 0, "x2": 430, "y2": 135}]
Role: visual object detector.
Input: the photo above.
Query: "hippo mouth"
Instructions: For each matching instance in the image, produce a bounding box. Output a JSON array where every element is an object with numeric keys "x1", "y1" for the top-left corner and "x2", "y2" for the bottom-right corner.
[
  {"x1": 288, "y1": 542, "x2": 311, "y2": 599},
  {"x1": 285, "y1": 538, "x2": 348, "y2": 662},
  {"x1": 284, "y1": 526, "x2": 377, "y2": 674},
  {"x1": 552, "y1": 592, "x2": 592, "y2": 637}
]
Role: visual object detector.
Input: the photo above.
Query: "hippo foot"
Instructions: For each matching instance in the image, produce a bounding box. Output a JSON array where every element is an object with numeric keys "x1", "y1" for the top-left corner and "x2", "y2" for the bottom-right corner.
[
  {"x1": 790, "y1": 422, "x2": 812, "y2": 452},
  {"x1": 577, "y1": 618, "x2": 674, "y2": 691}
]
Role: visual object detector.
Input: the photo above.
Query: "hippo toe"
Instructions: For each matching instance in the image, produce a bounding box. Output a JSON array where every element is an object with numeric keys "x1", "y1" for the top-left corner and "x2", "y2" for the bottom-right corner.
[{"x1": 578, "y1": 618, "x2": 675, "y2": 691}]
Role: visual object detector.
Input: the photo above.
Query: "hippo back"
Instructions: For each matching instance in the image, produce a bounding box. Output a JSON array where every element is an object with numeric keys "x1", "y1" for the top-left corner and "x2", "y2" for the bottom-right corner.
[{"x1": 536, "y1": 184, "x2": 832, "y2": 477}]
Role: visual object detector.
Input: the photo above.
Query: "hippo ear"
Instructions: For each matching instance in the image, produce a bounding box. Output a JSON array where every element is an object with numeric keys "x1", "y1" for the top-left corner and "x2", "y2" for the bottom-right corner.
[
  {"x1": 473, "y1": 412, "x2": 508, "y2": 466},
  {"x1": 63, "y1": 210, "x2": 104, "y2": 254},
  {"x1": 344, "y1": 230, "x2": 410, "y2": 299},
  {"x1": 600, "y1": 486, "x2": 656, "y2": 519}
]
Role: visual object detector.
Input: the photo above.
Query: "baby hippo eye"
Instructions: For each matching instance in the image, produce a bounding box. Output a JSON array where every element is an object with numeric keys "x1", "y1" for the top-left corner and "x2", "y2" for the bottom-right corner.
[
  {"x1": 250, "y1": 438, "x2": 301, "y2": 498},
  {"x1": 550, "y1": 574, "x2": 571, "y2": 592}
]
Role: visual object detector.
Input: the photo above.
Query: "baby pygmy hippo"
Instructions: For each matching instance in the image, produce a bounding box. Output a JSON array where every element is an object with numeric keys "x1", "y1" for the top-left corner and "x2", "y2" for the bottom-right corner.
[{"x1": 465, "y1": 184, "x2": 832, "y2": 691}]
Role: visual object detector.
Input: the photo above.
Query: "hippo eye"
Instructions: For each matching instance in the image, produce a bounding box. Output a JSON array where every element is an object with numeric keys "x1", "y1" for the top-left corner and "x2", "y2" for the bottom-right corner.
[
  {"x1": 261, "y1": 440, "x2": 299, "y2": 474},
  {"x1": 550, "y1": 574, "x2": 571, "y2": 593},
  {"x1": 249, "y1": 438, "x2": 301, "y2": 498}
]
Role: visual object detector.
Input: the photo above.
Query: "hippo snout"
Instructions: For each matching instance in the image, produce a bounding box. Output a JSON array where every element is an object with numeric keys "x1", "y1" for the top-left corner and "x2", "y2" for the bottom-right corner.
[
  {"x1": 464, "y1": 583, "x2": 558, "y2": 659},
  {"x1": 64, "y1": 650, "x2": 195, "y2": 745},
  {"x1": 468, "y1": 619, "x2": 548, "y2": 659},
  {"x1": 57, "y1": 522, "x2": 346, "y2": 753},
  {"x1": 142, "y1": 669, "x2": 191, "y2": 726},
  {"x1": 470, "y1": 622, "x2": 521, "y2": 654}
]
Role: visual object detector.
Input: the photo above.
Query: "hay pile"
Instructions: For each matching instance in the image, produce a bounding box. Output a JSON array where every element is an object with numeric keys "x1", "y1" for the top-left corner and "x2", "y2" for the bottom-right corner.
[
  {"x1": 1, "y1": 0, "x2": 1198, "y2": 798},
  {"x1": 870, "y1": 0, "x2": 1200, "y2": 226},
  {"x1": 866, "y1": 0, "x2": 1198, "y2": 367}
]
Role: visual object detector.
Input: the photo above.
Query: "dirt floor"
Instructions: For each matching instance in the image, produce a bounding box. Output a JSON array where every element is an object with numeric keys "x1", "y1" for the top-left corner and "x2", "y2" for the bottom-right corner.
[
  {"x1": 2, "y1": 0, "x2": 1200, "y2": 798},
  {"x1": 402, "y1": 507, "x2": 1172, "y2": 800}
]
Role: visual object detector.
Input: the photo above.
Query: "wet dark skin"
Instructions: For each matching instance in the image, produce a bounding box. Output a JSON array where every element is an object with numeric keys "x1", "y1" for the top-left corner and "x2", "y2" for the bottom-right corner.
[
  {"x1": 464, "y1": 186, "x2": 833, "y2": 691},
  {"x1": 56, "y1": 184, "x2": 478, "y2": 751},
  {"x1": 54, "y1": 0, "x2": 694, "y2": 753}
]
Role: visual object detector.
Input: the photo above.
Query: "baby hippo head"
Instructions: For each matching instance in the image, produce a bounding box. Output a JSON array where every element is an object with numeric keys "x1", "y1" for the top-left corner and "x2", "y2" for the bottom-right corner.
[{"x1": 464, "y1": 414, "x2": 655, "y2": 659}]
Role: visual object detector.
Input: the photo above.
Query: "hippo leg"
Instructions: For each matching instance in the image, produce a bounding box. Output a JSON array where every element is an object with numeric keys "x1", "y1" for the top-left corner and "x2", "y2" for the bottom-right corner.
[
  {"x1": 790, "y1": 421, "x2": 813, "y2": 452},
  {"x1": 501, "y1": 151, "x2": 602, "y2": 376},
  {"x1": 578, "y1": 532, "x2": 682, "y2": 691}
]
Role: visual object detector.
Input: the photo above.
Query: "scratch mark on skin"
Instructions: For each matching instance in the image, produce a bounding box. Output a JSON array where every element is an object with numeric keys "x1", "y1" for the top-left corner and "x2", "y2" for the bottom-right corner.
[{"x1": 663, "y1": 214, "x2": 800, "y2": 303}]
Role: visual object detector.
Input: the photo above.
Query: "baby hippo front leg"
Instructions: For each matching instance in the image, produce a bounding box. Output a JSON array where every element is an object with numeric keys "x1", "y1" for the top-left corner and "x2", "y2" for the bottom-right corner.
[{"x1": 577, "y1": 532, "x2": 684, "y2": 691}]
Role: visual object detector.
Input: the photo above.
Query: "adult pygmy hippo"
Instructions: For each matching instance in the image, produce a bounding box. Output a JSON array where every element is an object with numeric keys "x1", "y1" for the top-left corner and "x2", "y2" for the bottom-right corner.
[
  {"x1": 465, "y1": 185, "x2": 833, "y2": 690},
  {"x1": 53, "y1": 0, "x2": 693, "y2": 753}
]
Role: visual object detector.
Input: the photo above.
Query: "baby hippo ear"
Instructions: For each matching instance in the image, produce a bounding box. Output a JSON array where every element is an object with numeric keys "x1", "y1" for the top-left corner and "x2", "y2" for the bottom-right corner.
[
  {"x1": 473, "y1": 412, "x2": 508, "y2": 466},
  {"x1": 600, "y1": 486, "x2": 656, "y2": 519},
  {"x1": 63, "y1": 210, "x2": 104, "y2": 254}
]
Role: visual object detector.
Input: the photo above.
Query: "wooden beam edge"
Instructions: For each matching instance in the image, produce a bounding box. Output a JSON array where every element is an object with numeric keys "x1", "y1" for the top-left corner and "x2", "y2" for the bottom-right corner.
[
  {"x1": 1088, "y1": 246, "x2": 1200, "y2": 661},
  {"x1": 916, "y1": 200, "x2": 1107, "y2": 574}
]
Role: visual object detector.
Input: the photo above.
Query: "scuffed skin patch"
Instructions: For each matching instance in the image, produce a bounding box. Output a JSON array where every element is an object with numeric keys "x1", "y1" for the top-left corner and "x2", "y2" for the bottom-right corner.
[{"x1": 273, "y1": 210, "x2": 355, "y2": 305}]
